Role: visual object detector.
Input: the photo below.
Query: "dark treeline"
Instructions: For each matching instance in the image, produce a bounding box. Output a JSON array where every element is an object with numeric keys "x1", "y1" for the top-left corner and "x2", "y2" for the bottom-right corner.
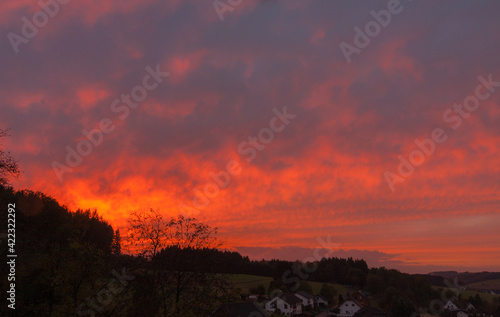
[
  {"x1": 2, "y1": 185, "x2": 500, "y2": 316},
  {"x1": 428, "y1": 271, "x2": 500, "y2": 285},
  {"x1": 156, "y1": 246, "x2": 370, "y2": 284},
  {"x1": 0, "y1": 185, "x2": 125, "y2": 315},
  {"x1": 155, "y1": 247, "x2": 437, "y2": 308}
]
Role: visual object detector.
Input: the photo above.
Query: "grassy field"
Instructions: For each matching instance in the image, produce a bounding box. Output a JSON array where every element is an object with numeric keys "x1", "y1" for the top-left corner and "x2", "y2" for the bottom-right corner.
[
  {"x1": 432, "y1": 286, "x2": 500, "y2": 304},
  {"x1": 460, "y1": 289, "x2": 499, "y2": 303},
  {"x1": 228, "y1": 274, "x2": 273, "y2": 293},
  {"x1": 228, "y1": 273, "x2": 345, "y2": 297},
  {"x1": 469, "y1": 279, "x2": 500, "y2": 291},
  {"x1": 309, "y1": 280, "x2": 346, "y2": 297}
]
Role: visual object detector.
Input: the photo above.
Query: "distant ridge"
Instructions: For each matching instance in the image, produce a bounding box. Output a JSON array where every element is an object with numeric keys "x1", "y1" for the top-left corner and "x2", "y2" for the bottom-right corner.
[
  {"x1": 428, "y1": 271, "x2": 500, "y2": 284},
  {"x1": 429, "y1": 271, "x2": 458, "y2": 278}
]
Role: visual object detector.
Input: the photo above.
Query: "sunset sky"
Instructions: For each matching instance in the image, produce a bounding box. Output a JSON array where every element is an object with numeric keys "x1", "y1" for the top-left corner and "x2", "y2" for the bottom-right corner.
[{"x1": 1, "y1": 0, "x2": 499, "y2": 274}]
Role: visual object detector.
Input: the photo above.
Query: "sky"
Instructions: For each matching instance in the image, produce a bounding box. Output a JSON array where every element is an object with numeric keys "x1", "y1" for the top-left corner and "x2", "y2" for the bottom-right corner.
[{"x1": 1, "y1": 0, "x2": 499, "y2": 274}]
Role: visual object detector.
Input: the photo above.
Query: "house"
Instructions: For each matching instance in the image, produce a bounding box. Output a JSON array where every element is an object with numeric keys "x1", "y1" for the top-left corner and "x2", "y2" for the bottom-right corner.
[
  {"x1": 457, "y1": 311, "x2": 468, "y2": 317},
  {"x1": 295, "y1": 291, "x2": 314, "y2": 307},
  {"x1": 314, "y1": 295, "x2": 329, "y2": 307},
  {"x1": 352, "y1": 307, "x2": 388, "y2": 317},
  {"x1": 466, "y1": 303, "x2": 475, "y2": 311},
  {"x1": 265, "y1": 292, "x2": 303, "y2": 316},
  {"x1": 337, "y1": 300, "x2": 362, "y2": 317},
  {"x1": 212, "y1": 302, "x2": 269, "y2": 317},
  {"x1": 351, "y1": 291, "x2": 370, "y2": 308},
  {"x1": 444, "y1": 301, "x2": 459, "y2": 311}
]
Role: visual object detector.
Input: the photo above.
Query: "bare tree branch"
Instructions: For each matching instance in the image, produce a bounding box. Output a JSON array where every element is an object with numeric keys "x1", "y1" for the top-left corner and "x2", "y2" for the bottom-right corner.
[{"x1": 0, "y1": 128, "x2": 20, "y2": 186}]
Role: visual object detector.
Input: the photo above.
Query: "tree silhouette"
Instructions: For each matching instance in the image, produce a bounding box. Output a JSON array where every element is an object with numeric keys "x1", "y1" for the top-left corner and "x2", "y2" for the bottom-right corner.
[
  {"x1": 0, "y1": 129, "x2": 20, "y2": 185},
  {"x1": 111, "y1": 229, "x2": 122, "y2": 255},
  {"x1": 127, "y1": 208, "x2": 167, "y2": 258},
  {"x1": 390, "y1": 295, "x2": 416, "y2": 317},
  {"x1": 126, "y1": 209, "x2": 229, "y2": 316},
  {"x1": 473, "y1": 293, "x2": 483, "y2": 309}
]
